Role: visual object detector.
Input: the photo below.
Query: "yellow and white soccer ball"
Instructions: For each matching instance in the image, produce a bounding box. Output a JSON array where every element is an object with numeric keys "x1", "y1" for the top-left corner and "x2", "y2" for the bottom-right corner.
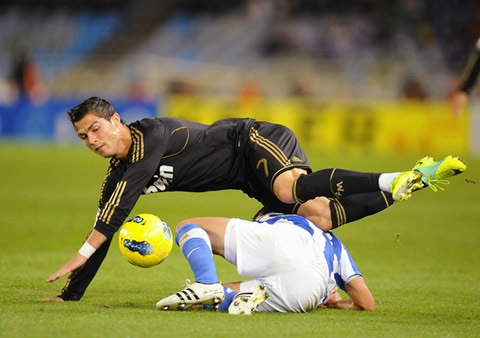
[{"x1": 118, "y1": 213, "x2": 173, "y2": 268}]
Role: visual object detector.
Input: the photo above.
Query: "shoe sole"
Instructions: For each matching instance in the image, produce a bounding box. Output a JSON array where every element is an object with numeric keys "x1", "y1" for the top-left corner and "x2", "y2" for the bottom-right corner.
[
  {"x1": 159, "y1": 293, "x2": 224, "y2": 311},
  {"x1": 229, "y1": 284, "x2": 269, "y2": 315},
  {"x1": 394, "y1": 171, "x2": 423, "y2": 201}
]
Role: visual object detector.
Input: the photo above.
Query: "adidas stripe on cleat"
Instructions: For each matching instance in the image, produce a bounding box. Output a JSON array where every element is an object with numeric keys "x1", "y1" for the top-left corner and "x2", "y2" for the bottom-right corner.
[
  {"x1": 413, "y1": 155, "x2": 467, "y2": 192},
  {"x1": 228, "y1": 284, "x2": 269, "y2": 315},
  {"x1": 156, "y1": 280, "x2": 224, "y2": 311}
]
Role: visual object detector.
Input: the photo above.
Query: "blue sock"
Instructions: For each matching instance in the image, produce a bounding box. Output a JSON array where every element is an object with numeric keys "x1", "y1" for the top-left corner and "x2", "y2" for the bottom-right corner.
[
  {"x1": 175, "y1": 224, "x2": 218, "y2": 284},
  {"x1": 218, "y1": 287, "x2": 238, "y2": 312}
]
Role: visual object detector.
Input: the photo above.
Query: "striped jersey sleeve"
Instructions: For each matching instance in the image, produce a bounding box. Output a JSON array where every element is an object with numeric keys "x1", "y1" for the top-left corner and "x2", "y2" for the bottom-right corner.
[
  {"x1": 331, "y1": 235, "x2": 361, "y2": 291},
  {"x1": 93, "y1": 120, "x2": 168, "y2": 238}
]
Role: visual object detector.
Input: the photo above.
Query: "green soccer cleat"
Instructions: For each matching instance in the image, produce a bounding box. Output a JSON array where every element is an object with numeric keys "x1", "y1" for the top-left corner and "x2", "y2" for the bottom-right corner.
[
  {"x1": 412, "y1": 155, "x2": 467, "y2": 192},
  {"x1": 390, "y1": 170, "x2": 423, "y2": 201}
]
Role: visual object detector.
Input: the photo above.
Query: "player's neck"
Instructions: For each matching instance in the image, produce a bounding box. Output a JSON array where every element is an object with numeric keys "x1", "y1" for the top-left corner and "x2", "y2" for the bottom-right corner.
[{"x1": 114, "y1": 124, "x2": 132, "y2": 160}]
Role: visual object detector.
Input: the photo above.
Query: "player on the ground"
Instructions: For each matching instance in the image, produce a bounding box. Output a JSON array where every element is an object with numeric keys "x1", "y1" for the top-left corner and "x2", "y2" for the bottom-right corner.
[
  {"x1": 451, "y1": 37, "x2": 480, "y2": 117},
  {"x1": 156, "y1": 210, "x2": 374, "y2": 314},
  {"x1": 43, "y1": 96, "x2": 466, "y2": 302}
]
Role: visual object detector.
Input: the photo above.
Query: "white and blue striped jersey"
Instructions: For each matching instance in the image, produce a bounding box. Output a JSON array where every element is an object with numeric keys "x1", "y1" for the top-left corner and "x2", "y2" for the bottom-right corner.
[{"x1": 257, "y1": 213, "x2": 361, "y2": 300}]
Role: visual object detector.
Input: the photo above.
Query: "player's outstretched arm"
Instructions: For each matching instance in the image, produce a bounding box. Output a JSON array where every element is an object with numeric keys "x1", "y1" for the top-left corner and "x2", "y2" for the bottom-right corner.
[
  {"x1": 46, "y1": 252, "x2": 87, "y2": 283},
  {"x1": 46, "y1": 229, "x2": 108, "y2": 283},
  {"x1": 451, "y1": 91, "x2": 469, "y2": 117},
  {"x1": 451, "y1": 37, "x2": 480, "y2": 117},
  {"x1": 37, "y1": 296, "x2": 64, "y2": 302},
  {"x1": 326, "y1": 276, "x2": 375, "y2": 311}
]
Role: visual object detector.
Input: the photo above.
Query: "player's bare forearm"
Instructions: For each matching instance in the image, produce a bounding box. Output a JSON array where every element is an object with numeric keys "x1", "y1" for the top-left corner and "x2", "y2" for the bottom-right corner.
[
  {"x1": 37, "y1": 296, "x2": 64, "y2": 302},
  {"x1": 319, "y1": 277, "x2": 375, "y2": 311},
  {"x1": 451, "y1": 91, "x2": 469, "y2": 117},
  {"x1": 319, "y1": 287, "x2": 368, "y2": 311},
  {"x1": 46, "y1": 229, "x2": 108, "y2": 283},
  {"x1": 85, "y1": 229, "x2": 109, "y2": 248},
  {"x1": 344, "y1": 276, "x2": 375, "y2": 311},
  {"x1": 327, "y1": 298, "x2": 368, "y2": 311},
  {"x1": 458, "y1": 41, "x2": 480, "y2": 94}
]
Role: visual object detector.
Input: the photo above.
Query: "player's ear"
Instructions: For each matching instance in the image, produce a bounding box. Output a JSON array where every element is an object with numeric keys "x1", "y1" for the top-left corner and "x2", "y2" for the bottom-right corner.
[{"x1": 111, "y1": 112, "x2": 122, "y2": 126}]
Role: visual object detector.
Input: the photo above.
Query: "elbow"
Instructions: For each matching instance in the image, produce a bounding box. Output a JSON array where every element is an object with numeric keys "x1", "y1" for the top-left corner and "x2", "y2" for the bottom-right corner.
[
  {"x1": 362, "y1": 303, "x2": 375, "y2": 312},
  {"x1": 175, "y1": 219, "x2": 195, "y2": 232},
  {"x1": 360, "y1": 298, "x2": 375, "y2": 311}
]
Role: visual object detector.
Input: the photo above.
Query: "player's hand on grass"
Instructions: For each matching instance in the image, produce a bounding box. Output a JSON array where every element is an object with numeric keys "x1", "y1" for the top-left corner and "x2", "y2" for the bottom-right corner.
[
  {"x1": 46, "y1": 253, "x2": 87, "y2": 282},
  {"x1": 37, "y1": 296, "x2": 64, "y2": 302},
  {"x1": 325, "y1": 287, "x2": 343, "y2": 307},
  {"x1": 318, "y1": 286, "x2": 342, "y2": 308}
]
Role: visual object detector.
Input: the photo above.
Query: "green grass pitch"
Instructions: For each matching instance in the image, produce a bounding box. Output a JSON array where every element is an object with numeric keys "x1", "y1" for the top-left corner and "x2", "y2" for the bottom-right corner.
[{"x1": 0, "y1": 143, "x2": 479, "y2": 337}]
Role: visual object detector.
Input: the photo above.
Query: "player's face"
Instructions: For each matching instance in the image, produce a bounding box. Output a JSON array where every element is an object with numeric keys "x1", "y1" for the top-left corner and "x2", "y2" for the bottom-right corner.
[{"x1": 74, "y1": 112, "x2": 125, "y2": 158}]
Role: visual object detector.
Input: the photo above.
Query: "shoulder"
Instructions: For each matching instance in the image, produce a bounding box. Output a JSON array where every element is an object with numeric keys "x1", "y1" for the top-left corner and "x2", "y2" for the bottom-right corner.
[
  {"x1": 128, "y1": 118, "x2": 171, "y2": 144},
  {"x1": 129, "y1": 117, "x2": 166, "y2": 133},
  {"x1": 125, "y1": 118, "x2": 169, "y2": 163}
]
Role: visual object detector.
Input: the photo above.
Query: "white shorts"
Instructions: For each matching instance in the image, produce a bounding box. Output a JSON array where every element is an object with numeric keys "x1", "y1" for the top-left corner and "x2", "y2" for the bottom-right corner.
[{"x1": 224, "y1": 218, "x2": 329, "y2": 313}]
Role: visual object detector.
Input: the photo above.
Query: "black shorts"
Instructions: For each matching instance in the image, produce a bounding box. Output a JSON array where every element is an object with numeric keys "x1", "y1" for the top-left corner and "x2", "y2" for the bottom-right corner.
[{"x1": 242, "y1": 121, "x2": 312, "y2": 215}]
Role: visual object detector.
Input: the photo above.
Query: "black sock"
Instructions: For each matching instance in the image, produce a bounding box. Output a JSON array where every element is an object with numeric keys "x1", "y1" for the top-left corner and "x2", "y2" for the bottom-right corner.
[
  {"x1": 329, "y1": 191, "x2": 394, "y2": 229},
  {"x1": 293, "y1": 169, "x2": 381, "y2": 203}
]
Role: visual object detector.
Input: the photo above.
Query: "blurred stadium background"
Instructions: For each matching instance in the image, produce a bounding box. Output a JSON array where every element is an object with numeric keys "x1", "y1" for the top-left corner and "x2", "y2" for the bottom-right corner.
[
  {"x1": 1, "y1": 2, "x2": 479, "y2": 335},
  {"x1": 0, "y1": 0, "x2": 478, "y2": 155}
]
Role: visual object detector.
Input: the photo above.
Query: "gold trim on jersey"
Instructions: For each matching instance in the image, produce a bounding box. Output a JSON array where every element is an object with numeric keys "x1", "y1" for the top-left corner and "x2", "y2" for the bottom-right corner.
[
  {"x1": 329, "y1": 168, "x2": 337, "y2": 197},
  {"x1": 256, "y1": 158, "x2": 269, "y2": 177},
  {"x1": 249, "y1": 127, "x2": 290, "y2": 167},
  {"x1": 162, "y1": 126, "x2": 190, "y2": 159},
  {"x1": 61, "y1": 276, "x2": 72, "y2": 294},
  {"x1": 292, "y1": 175, "x2": 305, "y2": 204},
  {"x1": 270, "y1": 164, "x2": 310, "y2": 193},
  {"x1": 292, "y1": 203, "x2": 301, "y2": 214},
  {"x1": 99, "y1": 180, "x2": 127, "y2": 224},
  {"x1": 331, "y1": 198, "x2": 347, "y2": 226},
  {"x1": 380, "y1": 191, "x2": 390, "y2": 207},
  {"x1": 338, "y1": 200, "x2": 347, "y2": 225},
  {"x1": 331, "y1": 199, "x2": 340, "y2": 226},
  {"x1": 98, "y1": 159, "x2": 120, "y2": 208},
  {"x1": 130, "y1": 126, "x2": 144, "y2": 163}
]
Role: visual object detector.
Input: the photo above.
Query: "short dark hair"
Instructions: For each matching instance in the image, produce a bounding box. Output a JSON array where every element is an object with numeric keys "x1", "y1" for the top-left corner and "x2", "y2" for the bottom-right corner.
[{"x1": 68, "y1": 96, "x2": 117, "y2": 124}]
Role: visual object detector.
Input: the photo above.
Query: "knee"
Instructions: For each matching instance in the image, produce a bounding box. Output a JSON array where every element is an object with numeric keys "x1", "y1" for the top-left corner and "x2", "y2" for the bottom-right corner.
[
  {"x1": 174, "y1": 220, "x2": 202, "y2": 246},
  {"x1": 274, "y1": 185, "x2": 294, "y2": 204},
  {"x1": 175, "y1": 219, "x2": 193, "y2": 232},
  {"x1": 273, "y1": 168, "x2": 306, "y2": 204},
  {"x1": 363, "y1": 301, "x2": 375, "y2": 312}
]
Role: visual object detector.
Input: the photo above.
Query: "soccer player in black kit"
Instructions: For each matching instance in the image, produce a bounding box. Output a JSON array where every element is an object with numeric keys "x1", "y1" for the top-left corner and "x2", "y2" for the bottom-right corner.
[
  {"x1": 451, "y1": 37, "x2": 480, "y2": 116},
  {"x1": 43, "y1": 96, "x2": 465, "y2": 301}
]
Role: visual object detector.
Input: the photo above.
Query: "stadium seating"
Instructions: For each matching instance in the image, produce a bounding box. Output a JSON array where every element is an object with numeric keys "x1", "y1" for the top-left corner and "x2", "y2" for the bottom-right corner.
[{"x1": 0, "y1": 7, "x2": 120, "y2": 89}]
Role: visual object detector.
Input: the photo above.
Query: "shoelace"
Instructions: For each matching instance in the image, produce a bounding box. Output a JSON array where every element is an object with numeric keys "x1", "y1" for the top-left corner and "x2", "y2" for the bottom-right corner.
[{"x1": 425, "y1": 178, "x2": 450, "y2": 192}]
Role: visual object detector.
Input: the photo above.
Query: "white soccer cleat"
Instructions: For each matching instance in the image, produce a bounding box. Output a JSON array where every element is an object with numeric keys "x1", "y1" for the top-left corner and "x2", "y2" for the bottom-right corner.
[
  {"x1": 156, "y1": 280, "x2": 224, "y2": 311},
  {"x1": 228, "y1": 284, "x2": 269, "y2": 315}
]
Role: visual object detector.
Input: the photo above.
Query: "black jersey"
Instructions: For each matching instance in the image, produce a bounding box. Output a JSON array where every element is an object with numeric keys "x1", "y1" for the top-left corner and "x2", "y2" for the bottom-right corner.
[
  {"x1": 60, "y1": 116, "x2": 311, "y2": 301},
  {"x1": 95, "y1": 117, "x2": 255, "y2": 238}
]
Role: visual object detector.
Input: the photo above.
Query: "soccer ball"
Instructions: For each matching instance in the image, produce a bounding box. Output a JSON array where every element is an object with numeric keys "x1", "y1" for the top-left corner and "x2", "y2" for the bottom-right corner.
[{"x1": 118, "y1": 213, "x2": 173, "y2": 268}]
